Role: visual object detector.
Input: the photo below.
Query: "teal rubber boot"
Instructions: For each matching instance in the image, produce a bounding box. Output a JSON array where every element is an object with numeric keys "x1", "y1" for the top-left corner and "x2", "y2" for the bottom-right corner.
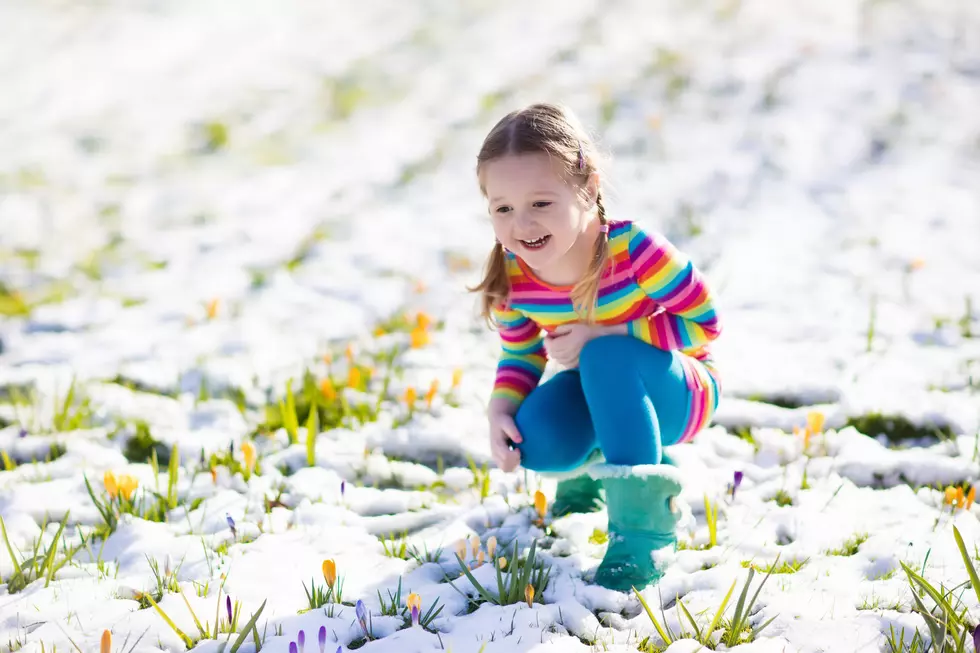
[
  {"x1": 589, "y1": 463, "x2": 682, "y2": 592},
  {"x1": 551, "y1": 474, "x2": 605, "y2": 517}
]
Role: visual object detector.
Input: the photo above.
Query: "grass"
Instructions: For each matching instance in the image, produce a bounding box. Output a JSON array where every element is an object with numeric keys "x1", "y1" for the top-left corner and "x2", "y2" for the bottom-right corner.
[
  {"x1": 770, "y1": 489, "x2": 794, "y2": 507},
  {"x1": 143, "y1": 576, "x2": 266, "y2": 653},
  {"x1": 891, "y1": 525, "x2": 980, "y2": 652},
  {"x1": 2, "y1": 377, "x2": 92, "y2": 434},
  {"x1": 704, "y1": 495, "x2": 719, "y2": 549},
  {"x1": 741, "y1": 558, "x2": 807, "y2": 574},
  {"x1": 846, "y1": 412, "x2": 955, "y2": 443},
  {"x1": 636, "y1": 563, "x2": 778, "y2": 650},
  {"x1": 0, "y1": 511, "x2": 77, "y2": 593},
  {"x1": 827, "y1": 533, "x2": 869, "y2": 556},
  {"x1": 449, "y1": 538, "x2": 552, "y2": 609}
]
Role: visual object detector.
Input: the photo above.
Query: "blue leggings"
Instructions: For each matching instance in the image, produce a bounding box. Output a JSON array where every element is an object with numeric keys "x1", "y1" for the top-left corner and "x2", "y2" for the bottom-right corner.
[{"x1": 513, "y1": 335, "x2": 704, "y2": 472}]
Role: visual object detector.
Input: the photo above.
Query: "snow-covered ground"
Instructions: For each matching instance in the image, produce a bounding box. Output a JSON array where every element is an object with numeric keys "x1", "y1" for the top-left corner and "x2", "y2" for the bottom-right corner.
[{"x1": 2, "y1": 1, "x2": 980, "y2": 651}]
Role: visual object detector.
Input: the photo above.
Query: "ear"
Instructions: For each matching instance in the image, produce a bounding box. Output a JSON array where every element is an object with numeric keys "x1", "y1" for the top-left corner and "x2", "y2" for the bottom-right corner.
[{"x1": 584, "y1": 172, "x2": 600, "y2": 207}]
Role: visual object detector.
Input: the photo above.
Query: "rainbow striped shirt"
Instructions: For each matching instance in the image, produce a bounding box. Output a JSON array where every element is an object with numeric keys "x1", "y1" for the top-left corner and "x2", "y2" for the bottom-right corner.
[{"x1": 490, "y1": 220, "x2": 722, "y2": 442}]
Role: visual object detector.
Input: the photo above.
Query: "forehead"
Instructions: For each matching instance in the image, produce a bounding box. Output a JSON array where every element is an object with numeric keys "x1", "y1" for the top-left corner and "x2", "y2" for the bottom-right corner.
[{"x1": 483, "y1": 152, "x2": 570, "y2": 199}]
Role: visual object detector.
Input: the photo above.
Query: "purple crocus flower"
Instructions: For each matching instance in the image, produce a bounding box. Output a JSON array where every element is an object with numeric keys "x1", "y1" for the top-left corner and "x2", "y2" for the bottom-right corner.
[
  {"x1": 355, "y1": 599, "x2": 369, "y2": 638},
  {"x1": 336, "y1": 648, "x2": 342, "y2": 653},
  {"x1": 18, "y1": 428, "x2": 27, "y2": 438},
  {"x1": 340, "y1": 480, "x2": 345, "y2": 497},
  {"x1": 973, "y1": 624, "x2": 979, "y2": 652},
  {"x1": 225, "y1": 595, "x2": 232, "y2": 625},
  {"x1": 226, "y1": 513, "x2": 236, "y2": 538},
  {"x1": 318, "y1": 626, "x2": 326, "y2": 653},
  {"x1": 297, "y1": 630, "x2": 305, "y2": 653},
  {"x1": 289, "y1": 642, "x2": 297, "y2": 653},
  {"x1": 729, "y1": 471, "x2": 743, "y2": 500},
  {"x1": 411, "y1": 604, "x2": 420, "y2": 627}
]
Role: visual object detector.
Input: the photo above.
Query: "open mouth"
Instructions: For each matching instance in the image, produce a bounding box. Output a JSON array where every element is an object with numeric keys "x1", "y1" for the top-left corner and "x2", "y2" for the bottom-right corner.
[{"x1": 520, "y1": 235, "x2": 551, "y2": 250}]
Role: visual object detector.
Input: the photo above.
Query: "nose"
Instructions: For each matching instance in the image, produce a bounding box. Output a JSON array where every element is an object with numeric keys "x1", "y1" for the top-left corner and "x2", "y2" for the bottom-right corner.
[{"x1": 513, "y1": 210, "x2": 535, "y2": 232}]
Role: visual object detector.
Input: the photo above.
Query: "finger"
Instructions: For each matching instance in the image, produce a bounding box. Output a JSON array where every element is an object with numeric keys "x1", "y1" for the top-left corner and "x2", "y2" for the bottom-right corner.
[
  {"x1": 502, "y1": 420, "x2": 523, "y2": 444},
  {"x1": 551, "y1": 324, "x2": 572, "y2": 336}
]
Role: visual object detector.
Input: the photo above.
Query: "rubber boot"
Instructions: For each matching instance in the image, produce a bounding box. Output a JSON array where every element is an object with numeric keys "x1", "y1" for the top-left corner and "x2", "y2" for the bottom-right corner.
[
  {"x1": 551, "y1": 474, "x2": 604, "y2": 517},
  {"x1": 588, "y1": 463, "x2": 682, "y2": 592}
]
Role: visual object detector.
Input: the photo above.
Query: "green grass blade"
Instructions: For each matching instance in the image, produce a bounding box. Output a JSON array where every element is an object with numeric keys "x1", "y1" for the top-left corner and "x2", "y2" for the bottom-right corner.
[
  {"x1": 305, "y1": 393, "x2": 318, "y2": 467},
  {"x1": 676, "y1": 598, "x2": 702, "y2": 640},
  {"x1": 725, "y1": 567, "x2": 755, "y2": 644},
  {"x1": 633, "y1": 586, "x2": 673, "y2": 645},
  {"x1": 180, "y1": 588, "x2": 207, "y2": 638},
  {"x1": 952, "y1": 525, "x2": 980, "y2": 605},
  {"x1": 902, "y1": 562, "x2": 963, "y2": 627},
  {"x1": 454, "y1": 554, "x2": 499, "y2": 605},
  {"x1": 83, "y1": 474, "x2": 113, "y2": 526},
  {"x1": 230, "y1": 599, "x2": 266, "y2": 653},
  {"x1": 282, "y1": 380, "x2": 299, "y2": 444},
  {"x1": 142, "y1": 591, "x2": 194, "y2": 648},
  {"x1": 0, "y1": 515, "x2": 24, "y2": 579},
  {"x1": 703, "y1": 578, "x2": 736, "y2": 643},
  {"x1": 167, "y1": 444, "x2": 179, "y2": 510},
  {"x1": 751, "y1": 614, "x2": 778, "y2": 638},
  {"x1": 908, "y1": 585, "x2": 948, "y2": 648},
  {"x1": 42, "y1": 512, "x2": 70, "y2": 587}
]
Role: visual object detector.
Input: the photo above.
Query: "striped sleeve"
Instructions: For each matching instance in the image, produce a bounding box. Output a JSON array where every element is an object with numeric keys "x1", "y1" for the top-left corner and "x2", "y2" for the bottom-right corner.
[
  {"x1": 625, "y1": 223, "x2": 722, "y2": 350},
  {"x1": 490, "y1": 302, "x2": 548, "y2": 407}
]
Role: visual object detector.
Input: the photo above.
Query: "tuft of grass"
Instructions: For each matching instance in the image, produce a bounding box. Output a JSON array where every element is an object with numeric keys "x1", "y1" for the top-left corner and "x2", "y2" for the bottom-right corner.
[
  {"x1": 636, "y1": 561, "x2": 778, "y2": 650},
  {"x1": 0, "y1": 511, "x2": 77, "y2": 593},
  {"x1": 450, "y1": 538, "x2": 551, "y2": 608},
  {"x1": 379, "y1": 531, "x2": 410, "y2": 559},
  {"x1": 827, "y1": 533, "x2": 869, "y2": 557},
  {"x1": 846, "y1": 413, "x2": 954, "y2": 443},
  {"x1": 406, "y1": 542, "x2": 444, "y2": 566},
  {"x1": 704, "y1": 495, "x2": 718, "y2": 548},
  {"x1": 144, "y1": 576, "x2": 265, "y2": 653},
  {"x1": 770, "y1": 489, "x2": 793, "y2": 507},
  {"x1": 466, "y1": 455, "x2": 492, "y2": 503},
  {"x1": 894, "y1": 525, "x2": 980, "y2": 652},
  {"x1": 741, "y1": 558, "x2": 807, "y2": 574},
  {"x1": 5, "y1": 377, "x2": 92, "y2": 434}
]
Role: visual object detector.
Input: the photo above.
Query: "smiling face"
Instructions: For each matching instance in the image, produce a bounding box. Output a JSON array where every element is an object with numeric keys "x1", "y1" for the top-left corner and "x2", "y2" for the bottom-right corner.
[{"x1": 482, "y1": 152, "x2": 597, "y2": 284}]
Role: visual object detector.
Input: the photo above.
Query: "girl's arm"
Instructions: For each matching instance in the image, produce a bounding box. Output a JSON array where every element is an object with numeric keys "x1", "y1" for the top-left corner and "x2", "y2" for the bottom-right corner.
[
  {"x1": 621, "y1": 223, "x2": 722, "y2": 350},
  {"x1": 488, "y1": 303, "x2": 548, "y2": 411}
]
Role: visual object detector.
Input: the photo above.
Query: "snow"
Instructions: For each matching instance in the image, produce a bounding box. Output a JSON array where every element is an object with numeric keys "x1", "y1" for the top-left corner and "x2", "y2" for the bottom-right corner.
[{"x1": 2, "y1": 0, "x2": 980, "y2": 652}]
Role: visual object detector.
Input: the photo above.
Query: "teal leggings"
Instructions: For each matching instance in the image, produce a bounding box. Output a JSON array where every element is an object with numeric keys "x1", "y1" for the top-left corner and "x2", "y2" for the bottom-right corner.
[{"x1": 513, "y1": 335, "x2": 696, "y2": 471}]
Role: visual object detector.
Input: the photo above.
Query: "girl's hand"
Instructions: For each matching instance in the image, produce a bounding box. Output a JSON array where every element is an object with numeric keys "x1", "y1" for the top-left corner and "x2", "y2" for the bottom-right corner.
[
  {"x1": 544, "y1": 323, "x2": 604, "y2": 368},
  {"x1": 488, "y1": 408, "x2": 522, "y2": 472}
]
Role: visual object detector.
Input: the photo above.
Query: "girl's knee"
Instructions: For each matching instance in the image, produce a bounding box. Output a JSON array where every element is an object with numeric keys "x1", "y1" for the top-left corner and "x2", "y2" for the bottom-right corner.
[{"x1": 580, "y1": 335, "x2": 672, "y2": 376}]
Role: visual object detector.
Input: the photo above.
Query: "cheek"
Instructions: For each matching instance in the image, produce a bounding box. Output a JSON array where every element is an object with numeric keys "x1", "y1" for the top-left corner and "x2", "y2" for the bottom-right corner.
[{"x1": 489, "y1": 215, "x2": 512, "y2": 239}]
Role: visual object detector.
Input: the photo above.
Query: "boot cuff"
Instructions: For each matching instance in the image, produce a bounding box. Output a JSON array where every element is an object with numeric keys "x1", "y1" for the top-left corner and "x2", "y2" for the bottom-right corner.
[{"x1": 586, "y1": 463, "x2": 684, "y2": 484}]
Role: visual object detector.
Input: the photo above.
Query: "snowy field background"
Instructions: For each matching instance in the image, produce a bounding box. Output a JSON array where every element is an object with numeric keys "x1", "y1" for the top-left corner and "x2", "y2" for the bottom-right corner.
[{"x1": 2, "y1": 0, "x2": 980, "y2": 651}]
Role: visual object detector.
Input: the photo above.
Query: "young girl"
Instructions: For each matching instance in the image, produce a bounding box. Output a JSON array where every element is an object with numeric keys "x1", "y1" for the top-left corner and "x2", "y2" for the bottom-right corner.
[{"x1": 470, "y1": 103, "x2": 722, "y2": 592}]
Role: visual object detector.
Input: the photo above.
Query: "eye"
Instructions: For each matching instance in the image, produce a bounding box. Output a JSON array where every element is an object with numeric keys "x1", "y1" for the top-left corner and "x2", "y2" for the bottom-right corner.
[
  {"x1": 532, "y1": 201, "x2": 552, "y2": 208},
  {"x1": 494, "y1": 206, "x2": 512, "y2": 214}
]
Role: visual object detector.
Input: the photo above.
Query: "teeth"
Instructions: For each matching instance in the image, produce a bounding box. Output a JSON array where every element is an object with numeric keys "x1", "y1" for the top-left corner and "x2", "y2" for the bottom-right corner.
[{"x1": 523, "y1": 237, "x2": 546, "y2": 245}]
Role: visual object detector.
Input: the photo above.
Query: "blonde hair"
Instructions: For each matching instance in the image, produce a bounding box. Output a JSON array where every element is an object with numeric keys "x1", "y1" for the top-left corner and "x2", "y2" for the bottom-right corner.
[{"x1": 469, "y1": 102, "x2": 610, "y2": 325}]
